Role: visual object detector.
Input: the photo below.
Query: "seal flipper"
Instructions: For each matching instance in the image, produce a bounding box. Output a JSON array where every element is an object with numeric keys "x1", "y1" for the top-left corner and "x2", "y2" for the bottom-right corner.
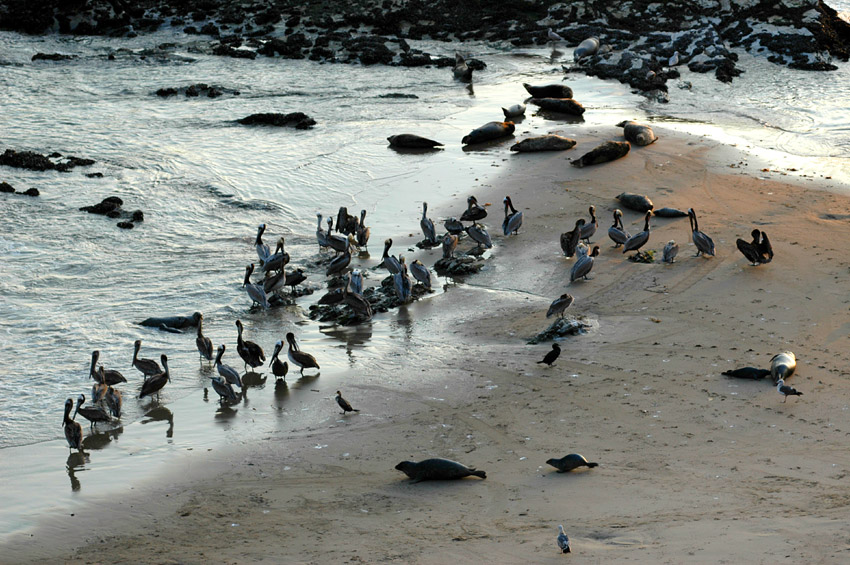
[
  {"x1": 471, "y1": 469, "x2": 486, "y2": 479},
  {"x1": 585, "y1": 462, "x2": 599, "y2": 468}
]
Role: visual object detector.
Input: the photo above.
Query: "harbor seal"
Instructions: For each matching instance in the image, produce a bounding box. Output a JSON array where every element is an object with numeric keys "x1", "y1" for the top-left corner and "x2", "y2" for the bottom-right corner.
[
  {"x1": 453, "y1": 53, "x2": 472, "y2": 82},
  {"x1": 387, "y1": 134, "x2": 443, "y2": 149},
  {"x1": 770, "y1": 351, "x2": 796, "y2": 383},
  {"x1": 617, "y1": 120, "x2": 658, "y2": 146},
  {"x1": 722, "y1": 367, "x2": 771, "y2": 379},
  {"x1": 616, "y1": 192, "x2": 654, "y2": 213},
  {"x1": 571, "y1": 141, "x2": 630, "y2": 168},
  {"x1": 530, "y1": 97, "x2": 585, "y2": 116},
  {"x1": 574, "y1": 37, "x2": 600, "y2": 60},
  {"x1": 510, "y1": 135, "x2": 576, "y2": 152},
  {"x1": 395, "y1": 458, "x2": 486, "y2": 483},
  {"x1": 653, "y1": 207, "x2": 687, "y2": 218},
  {"x1": 502, "y1": 103, "x2": 526, "y2": 118},
  {"x1": 138, "y1": 312, "x2": 202, "y2": 332},
  {"x1": 522, "y1": 83, "x2": 573, "y2": 99},
  {"x1": 546, "y1": 453, "x2": 598, "y2": 472},
  {"x1": 462, "y1": 121, "x2": 515, "y2": 145}
]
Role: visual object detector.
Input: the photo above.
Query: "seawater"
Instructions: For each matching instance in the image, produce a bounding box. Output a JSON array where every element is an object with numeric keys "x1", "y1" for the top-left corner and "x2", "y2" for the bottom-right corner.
[{"x1": 0, "y1": 19, "x2": 848, "y2": 537}]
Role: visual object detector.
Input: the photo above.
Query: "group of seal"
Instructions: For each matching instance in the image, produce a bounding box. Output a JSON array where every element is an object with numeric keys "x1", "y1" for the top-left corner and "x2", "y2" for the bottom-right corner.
[
  {"x1": 722, "y1": 351, "x2": 802, "y2": 402},
  {"x1": 395, "y1": 452, "x2": 599, "y2": 483}
]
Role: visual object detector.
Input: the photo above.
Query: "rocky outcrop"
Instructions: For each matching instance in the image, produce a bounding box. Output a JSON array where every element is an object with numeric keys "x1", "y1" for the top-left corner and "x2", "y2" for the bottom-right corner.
[
  {"x1": 80, "y1": 196, "x2": 145, "y2": 229},
  {"x1": 237, "y1": 112, "x2": 316, "y2": 129},
  {"x1": 0, "y1": 149, "x2": 94, "y2": 172},
  {"x1": 0, "y1": 181, "x2": 39, "y2": 196},
  {"x1": 155, "y1": 83, "x2": 241, "y2": 98}
]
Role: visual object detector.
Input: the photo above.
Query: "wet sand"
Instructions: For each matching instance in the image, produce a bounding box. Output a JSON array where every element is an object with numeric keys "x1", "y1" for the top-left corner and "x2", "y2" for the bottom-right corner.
[{"x1": 6, "y1": 127, "x2": 850, "y2": 563}]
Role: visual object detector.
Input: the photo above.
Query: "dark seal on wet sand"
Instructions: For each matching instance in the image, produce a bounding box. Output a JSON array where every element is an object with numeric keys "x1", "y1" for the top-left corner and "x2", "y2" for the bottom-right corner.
[
  {"x1": 395, "y1": 458, "x2": 487, "y2": 482},
  {"x1": 387, "y1": 134, "x2": 444, "y2": 148},
  {"x1": 546, "y1": 453, "x2": 599, "y2": 472},
  {"x1": 530, "y1": 97, "x2": 585, "y2": 116},
  {"x1": 571, "y1": 141, "x2": 630, "y2": 168},
  {"x1": 523, "y1": 82, "x2": 573, "y2": 99},
  {"x1": 461, "y1": 121, "x2": 515, "y2": 145},
  {"x1": 510, "y1": 135, "x2": 576, "y2": 152},
  {"x1": 616, "y1": 192, "x2": 654, "y2": 213}
]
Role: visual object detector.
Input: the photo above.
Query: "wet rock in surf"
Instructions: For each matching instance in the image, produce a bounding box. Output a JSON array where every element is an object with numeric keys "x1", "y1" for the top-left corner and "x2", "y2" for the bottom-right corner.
[
  {"x1": 308, "y1": 275, "x2": 430, "y2": 325},
  {"x1": 155, "y1": 84, "x2": 241, "y2": 98},
  {"x1": 31, "y1": 52, "x2": 77, "y2": 61},
  {"x1": 434, "y1": 254, "x2": 484, "y2": 276},
  {"x1": 0, "y1": 149, "x2": 94, "y2": 172},
  {"x1": 237, "y1": 112, "x2": 316, "y2": 129},
  {"x1": 528, "y1": 316, "x2": 593, "y2": 345},
  {"x1": 80, "y1": 196, "x2": 146, "y2": 229}
]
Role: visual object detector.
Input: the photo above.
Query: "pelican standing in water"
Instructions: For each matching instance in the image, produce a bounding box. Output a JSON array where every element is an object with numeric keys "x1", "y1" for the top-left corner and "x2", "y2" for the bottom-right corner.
[
  {"x1": 410, "y1": 259, "x2": 432, "y2": 290},
  {"x1": 90, "y1": 350, "x2": 126, "y2": 386},
  {"x1": 255, "y1": 224, "x2": 270, "y2": 264},
  {"x1": 260, "y1": 237, "x2": 289, "y2": 272},
  {"x1": 662, "y1": 240, "x2": 679, "y2": 263},
  {"x1": 235, "y1": 319, "x2": 265, "y2": 372},
  {"x1": 546, "y1": 294, "x2": 574, "y2": 318},
  {"x1": 394, "y1": 256, "x2": 412, "y2": 302},
  {"x1": 215, "y1": 344, "x2": 243, "y2": 389},
  {"x1": 442, "y1": 233, "x2": 458, "y2": 258},
  {"x1": 502, "y1": 196, "x2": 523, "y2": 236},
  {"x1": 382, "y1": 238, "x2": 402, "y2": 274},
  {"x1": 242, "y1": 264, "x2": 270, "y2": 309},
  {"x1": 209, "y1": 375, "x2": 239, "y2": 404},
  {"x1": 286, "y1": 332, "x2": 320, "y2": 375},
  {"x1": 104, "y1": 385, "x2": 122, "y2": 418},
  {"x1": 269, "y1": 341, "x2": 289, "y2": 382},
  {"x1": 571, "y1": 245, "x2": 600, "y2": 282},
  {"x1": 349, "y1": 269, "x2": 364, "y2": 295},
  {"x1": 344, "y1": 272, "x2": 373, "y2": 320},
  {"x1": 460, "y1": 196, "x2": 487, "y2": 222},
  {"x1": 608, "y1": 209, "x2": 629, "y2": 247},
  {"x1": 327, "y1": 218, "x2": 349, "y2": 255},
  {"x1": 132, "y1": 339, "x2": 162, "y2": 378},
  {"x1": 316, "y1": 213, "x2": 330, "y2": 251},
  {"x1": 74, "y1": 393, "x2": 111, "y2": 428},
  {"x1": 420, "y1": 202, "x2": 436, "y2": 244},
  {"x1": 326, "y1": 241, "x2": 352, "y2": 276},
  {"x1": 139, "y1": 355, "x2": 170, "y2": 400},
  {"x1": 560, "y1": 219, "x2": 585, "y2": 258},
  {"x1": 356, "y1": 209, "x2": 370, "y2": 248},
  {"x1": 63, "y1": 398, "x2": 83, "y2": 451},
  {"x1": 622, "y1": 211, "x2": 652, "y2": 255},
  {"x1": 688, "y1": 208, "x2": 715, "y2": 257},
  {"x1": 195, "y1": 313, "x2": 214, "y2": 365},
  {"x1": 579, "y1": 205, "x2": 597, "y2": 243},
  {"x1": 263, "y1": 266, "x2": 286, "y2": 296},
  {"x1": 466, "y1": 223, "x2": 492, "y2": 249}
]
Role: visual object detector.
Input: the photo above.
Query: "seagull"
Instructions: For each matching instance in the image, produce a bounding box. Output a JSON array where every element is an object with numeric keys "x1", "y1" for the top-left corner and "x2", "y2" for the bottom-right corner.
[
  {"x1": 548, "y1": 28, "x2": 565, "y2": 45},
  {"x1": 777, "y1": 379, "x2": 803, "y2": 403},
  {"x1": 537, "y1": 343, "x2": 561, "y2": 367},
  {"x1": 557, "y1": 525, "x2": 571, "y2": 553},
  {"x1": 668, "y1": 50, "x2": 680, "y2": 67},
  {"x1": 336, "y1": 390, "x2": 360, "y2": 415}
]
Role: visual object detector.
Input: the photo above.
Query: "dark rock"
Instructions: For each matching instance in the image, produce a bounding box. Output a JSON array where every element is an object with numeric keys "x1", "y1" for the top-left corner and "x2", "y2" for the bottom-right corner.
[
  {"x1": 156, "y1": 84, "x2": 240, "y2": 98},
  {"x1": 0, "y1": 149, "x2": 55, "y2": 171},
  {"x1": 377, "y1": 93, "x2": 419, "y2": 99},
  {"x1": 433, "y1": 254, "x2": 484, "y2": 276},
  {"x1": 20, "y1": 187, "x2": 40, "y2": 196},
  {"x1": 0, "y1": 181, "x2": 14, "y2": 193},
  {"x1": 80, "y1": 196, "x2": 123, "y2": 215},
  {"x1": 237, "y1": 112, "x2": 316, "y2": 129},
  {"x1": 212, "y1": 44, "x2": 257, "y2": 59},
  {"x1": 200, "y1": 22, "x2": 220, "y2": 37},
  {"x1": 116, "y1": 221, "x2": 134, "y2": 229},
  {"x1": 528, "y1": 316, "x2": 593, "y2": 345},
  {"x1": 131, "y1": 210, "x2": 144, "y2": 222},
  {"x1": 31, "y1": 53, "x2": 76, "y2": 62}
]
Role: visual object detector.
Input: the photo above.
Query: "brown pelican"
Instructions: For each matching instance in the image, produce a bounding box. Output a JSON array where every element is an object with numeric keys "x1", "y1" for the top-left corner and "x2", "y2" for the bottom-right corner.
[
  {"x1": 286, "y1": 332, "x2": 320, "y2": 375},
  {"x1": 139, "y1": 355, "x2": 170, "y2": 400},
  {"x1": 410, "y1": 259, "x2": 432, "y2": 290},
  {"x1": 537, "y1": 343, "x2": 561, "y2": 367},
  {"x1": 316, "y1": 213, "x2": 330, "y2": 251},
  {"x1": 421, "y1": 202, "x2": 436, "y2": 244},
  {"x1": 196, "y1": 314, "x2": 214, "y2": 365},
  {"x1": 622, "y1": 212, "x2": 651, "y2": 254},
  {"x1": 460, "y1": 196, "x2": 487, "y2": 222},
  {"x1": 444, "y1": 217, "x2": 465, "y2": 235},
  {"x1": 74, "y1": 393, "x2": 111, "y2": 428},
  {"x1": 579, "y1": 205, "x2": 597, "y2": 243},
  {"x1": 269, "y1": 341, "x2": 289, "y2": 382},
  {"x1": 319, "y1": 288, "x2": 345, "y2": 305},
  {"x1": 736, "y1": 229, "x2": 760, "y2": 265},
  {"x1": 91, "y1": 372, "x2": 108, "y2": 404},
  {"x1": 255, "y1": 224, "x2": 270, "y2": 263},
  {"x1": 502, "y1": 196, "x2": 522, "y2": 236},
  {"x1": 263, "y1": 266, "x2": 286, "y2": 295},
  {"x1": 608, "y1": 209, "x2": 629, "y2": 247},
  {"x1": 327, "y1": 219, "x2": 350, "y2": 255},
  {"x1": 393, "y1": 256, "x2": 412, "y2": 302},
  {"x1": 758, "y1": 231, "x2": 773, "y2": 263},
  {"x1": 350, "y1": 269, "x2": 363, "y2": 295},
  {"x1": 344, "y1": 272, "x2": 373, "y2": 320},
  {"x1": 382, "y1": 238, "x2": 401, "y2": 274},
  {"x1": 356, "y1": 209, "x2": 370, "y2": 248},
  {"x1": 132, "y1": 339, "x2": 162, "y2": 378},
  {"x1": 326, "y1": 242, "x2": 352, "y2": 276},
  {"x1": 90, "y1": 350, "x2": 126, "y2": 385},
  {"x1": 63, "y1": 398, "x2": 83, "y2": 450},
  {"x1": 336, "y1": 206, "x2": 349, "y2": 233},
  {"x1": 466, "y1": 223, "x2": 492, "y2": 249},
  {"x1": 560, "y1": 219, "x2": 585, "y2": 258},
  {"x1": 284, "y1": 268, "x2": 307, "y2": 291},
  {"x1": 442, "y1": 233, "x2": 458, "y2": 258},
  {"x1": 688, "y1": 208, "x2": 715, "y2": 257},
  {"x1": 777, "y1": 379, "x2": 803, "y2": 402},
  {"x1": 261, "y1": 238, "x2": 290, "y2": 272},
  {"x1": 104, "y1": 386, "x2": 122, "y2": 418},
  {"x1": 209, "y1": 375, "x2": 239, "y2": 403},
  {"x1": 215, "y1": 344, "x2": 242, "y2": 388},
  {"x1": 546, "y1": 294, "x2": 574, "y2": 318},
  {"x1": 336, "y1": 390, "x2": 360, "y2": 414},
  {"x1": 235, "y1": 319, "x2": 265, "y2": 371},
  {"x1": 243, "y1": 264, "x2": 270, "y2": 309},
  {"x1": 571, "y1": 245, "x2": 600, "y2": 282},
  {"x1": 662, "y1": 240, "x2": 679, "y2": 263}
]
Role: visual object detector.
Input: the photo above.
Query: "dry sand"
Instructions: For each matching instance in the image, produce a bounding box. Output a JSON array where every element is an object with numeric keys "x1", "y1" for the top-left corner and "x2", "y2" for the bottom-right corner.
[{"x1": 6, "y1": 128, "x2": 850, "y2": 564}]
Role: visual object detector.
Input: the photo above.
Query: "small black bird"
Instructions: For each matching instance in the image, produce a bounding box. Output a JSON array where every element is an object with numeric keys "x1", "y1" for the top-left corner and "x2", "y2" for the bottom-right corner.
[
  {"x1": 336, "y1": 390, "x2": 359, "y2": 415},
  {"x1": 777, "y1": 379, "x2": 803, "y2": 402},
  {"x1": 537, "y1": 343, "x2": 561, "y2": 367}
]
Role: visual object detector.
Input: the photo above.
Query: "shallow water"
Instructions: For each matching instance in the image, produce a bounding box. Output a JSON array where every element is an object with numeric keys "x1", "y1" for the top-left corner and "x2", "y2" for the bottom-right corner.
[{"x1": 0, "y1": 21, "x2": 848, "y2": 538}]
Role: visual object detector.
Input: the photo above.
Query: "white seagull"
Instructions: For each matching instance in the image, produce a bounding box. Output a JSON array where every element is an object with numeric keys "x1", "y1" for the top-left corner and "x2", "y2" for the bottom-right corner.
[
  {"x1": 557, "y1": 525, "x2": 571, "y2": 553},
  {"x1": 777, "y1": 379, "x2": 803, "y2": 403}
]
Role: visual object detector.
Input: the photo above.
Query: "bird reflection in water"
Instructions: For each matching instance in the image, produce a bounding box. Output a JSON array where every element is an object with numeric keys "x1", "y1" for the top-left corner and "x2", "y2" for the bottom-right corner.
[
  {"x1": 66, "y1": 450, "x2": 89, "y2": 492},
  {"x1": 272, "y1": 379, "x2": 289, "y2": 419},
  {"x1": 82, "y1": 425, "x2": 124, "y2": 450},
  {"x1": 321, "y1": 324, "x2": 372, "y2": 364},
  {"x1": 140, "y1": 406, "x2": 174, "y2": 438},
  {"x1": 214, "y1": 403, "x2": 238, "y2": 421},
  {"x1": 241, "y1": 370, "x2": 267, "y2": 389}
]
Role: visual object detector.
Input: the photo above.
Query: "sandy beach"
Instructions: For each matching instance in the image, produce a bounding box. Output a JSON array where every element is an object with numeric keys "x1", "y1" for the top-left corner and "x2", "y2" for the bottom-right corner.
[{"x1": 5, "y1": 126, "x2": 850, "y2": 564}]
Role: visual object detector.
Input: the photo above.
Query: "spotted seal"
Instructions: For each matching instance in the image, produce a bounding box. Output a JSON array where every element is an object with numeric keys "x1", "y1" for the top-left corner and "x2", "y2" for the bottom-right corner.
[
  {"x1": 770, "y1": 351, "x2": 796, "y2": 384},
  {"x1": 571, "y1": 141, "x2": 630, "y2": 168},
  {"x1": 462, "y1": 121, "x2": 515, "y2": 145},
  {"x1": 138, "y1": 312, "x2": 202, "y2": 332},
  {"x1": 523, "y1": 83, "x2": 573, "y2": 99},
  {"x1": 387, "y1": 134, "x2": 444, "y2": 149},
  {"x1": 615, "y1": 192, "x2": 654, "y2": 213},
  {"x1": 617, "y1": 120, "x2": 658, "y2": 146},
  {"x1": 395, "y1": 458, "x2": 487, "y2": 483},
  {"x1": 502, "y1": 103, "x2": 526, "y2": 118},
  {"x1": 546, "y1": 453, "x2": 598, "y2": 472},
  {"x1": 510, "y1": 135, "x2": 576, "y2": 152},
  {"x1": 530, "y1": 97, "x2": 585, "y2": 116},
  {"x1": 574, "y1": 37, "x2": 600, "y2": 60}
]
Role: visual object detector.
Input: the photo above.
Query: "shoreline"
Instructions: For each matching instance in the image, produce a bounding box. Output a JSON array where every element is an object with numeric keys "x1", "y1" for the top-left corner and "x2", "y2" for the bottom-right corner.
[{"x1": 6, "y1": 126, "x2": 850, "y2": 563}]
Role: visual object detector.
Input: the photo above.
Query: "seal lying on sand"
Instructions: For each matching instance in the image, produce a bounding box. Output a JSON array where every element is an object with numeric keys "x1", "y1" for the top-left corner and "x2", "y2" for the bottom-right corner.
[
  {"x1": 770, "y1": 351, "x2": 796, "y2": 383},
  {"x1": 653, "y1": 207, "x2": 687, "y2": 218},
  {"x1": 571, "y1": 141, "x2": 630, "y2": 168},
  {"x1": 546, "y1": 453, "x2": 598, "y2": 472},
  {"x1": 395, "y1": 458, "x2": 486, "y2": 483},
  {"x1": 574, "y1": 37, "x2": 600, "y2": 60},
  {"x1": 462, "y1": 121, "x2": 515, "y2": 145},
  {"x1": 138, "y1": 312, "x2": 202, "y2": 332},
  {"x1": 616, "y1": 192, "x2": 654, "y2": 213},
  {"x1": 617, "y1": 120, "x2": 658, "y2": 146},
  {"x1": 387, "y1": 134, "x2": 444, "y2": 149},
  {"x1": 502, "y1": 103, "x2": 526, "y2": 118},
  {"x1": 523, "y1": 83, "x2": 573, "y2": 99},
  {"x1": 530, "y1": 97, "x2": 585, "y2": 116},
  {"x1": 722, "y1": 367, "x2": 771, "y2": 379},
  {"x1": 510, "y1": 135, "x2": 576, "y2": 152}
]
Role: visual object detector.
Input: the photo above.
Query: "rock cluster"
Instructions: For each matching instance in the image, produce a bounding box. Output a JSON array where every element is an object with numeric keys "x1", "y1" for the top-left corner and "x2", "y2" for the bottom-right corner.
[
  {"x1": 0, "y1": 181, "x2": 39, "y2": 196},
  {"x1": 528, "y1": 315, "x2": 593, "y2": 345},
  {"x1": 237, "y1": 112, "x2": 316, "y2": 129},
  {"x1": 0, "y1": 149, "x2": 94, "y2": 172},
  {"x1": 155, "y1": 83, "x2": 241, "y2": 98},
  {"x1": 79, "y1": 196, "x2": 145, "y2": 230}
]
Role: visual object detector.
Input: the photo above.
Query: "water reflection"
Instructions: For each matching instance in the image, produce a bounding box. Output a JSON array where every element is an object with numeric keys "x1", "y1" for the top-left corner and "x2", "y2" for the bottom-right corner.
[
  {"x1": 140, "y1": 406, "x2": 174, "y2": 438},
  {"x1": 214, "y1": 404, "x2": 238, "y2": 421},
  {"x1": 82, "y1": 425, "x2": 124, "y2": 451},
  {"x1": 242, "y1": 371, "x2": 266, "y2": 388},
  {"x1": 321, "y1": 324, "x2": 373, "y2": 363},
  {"x1": 272, "y1": 380, "x2": 289, "y2": 418}
]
